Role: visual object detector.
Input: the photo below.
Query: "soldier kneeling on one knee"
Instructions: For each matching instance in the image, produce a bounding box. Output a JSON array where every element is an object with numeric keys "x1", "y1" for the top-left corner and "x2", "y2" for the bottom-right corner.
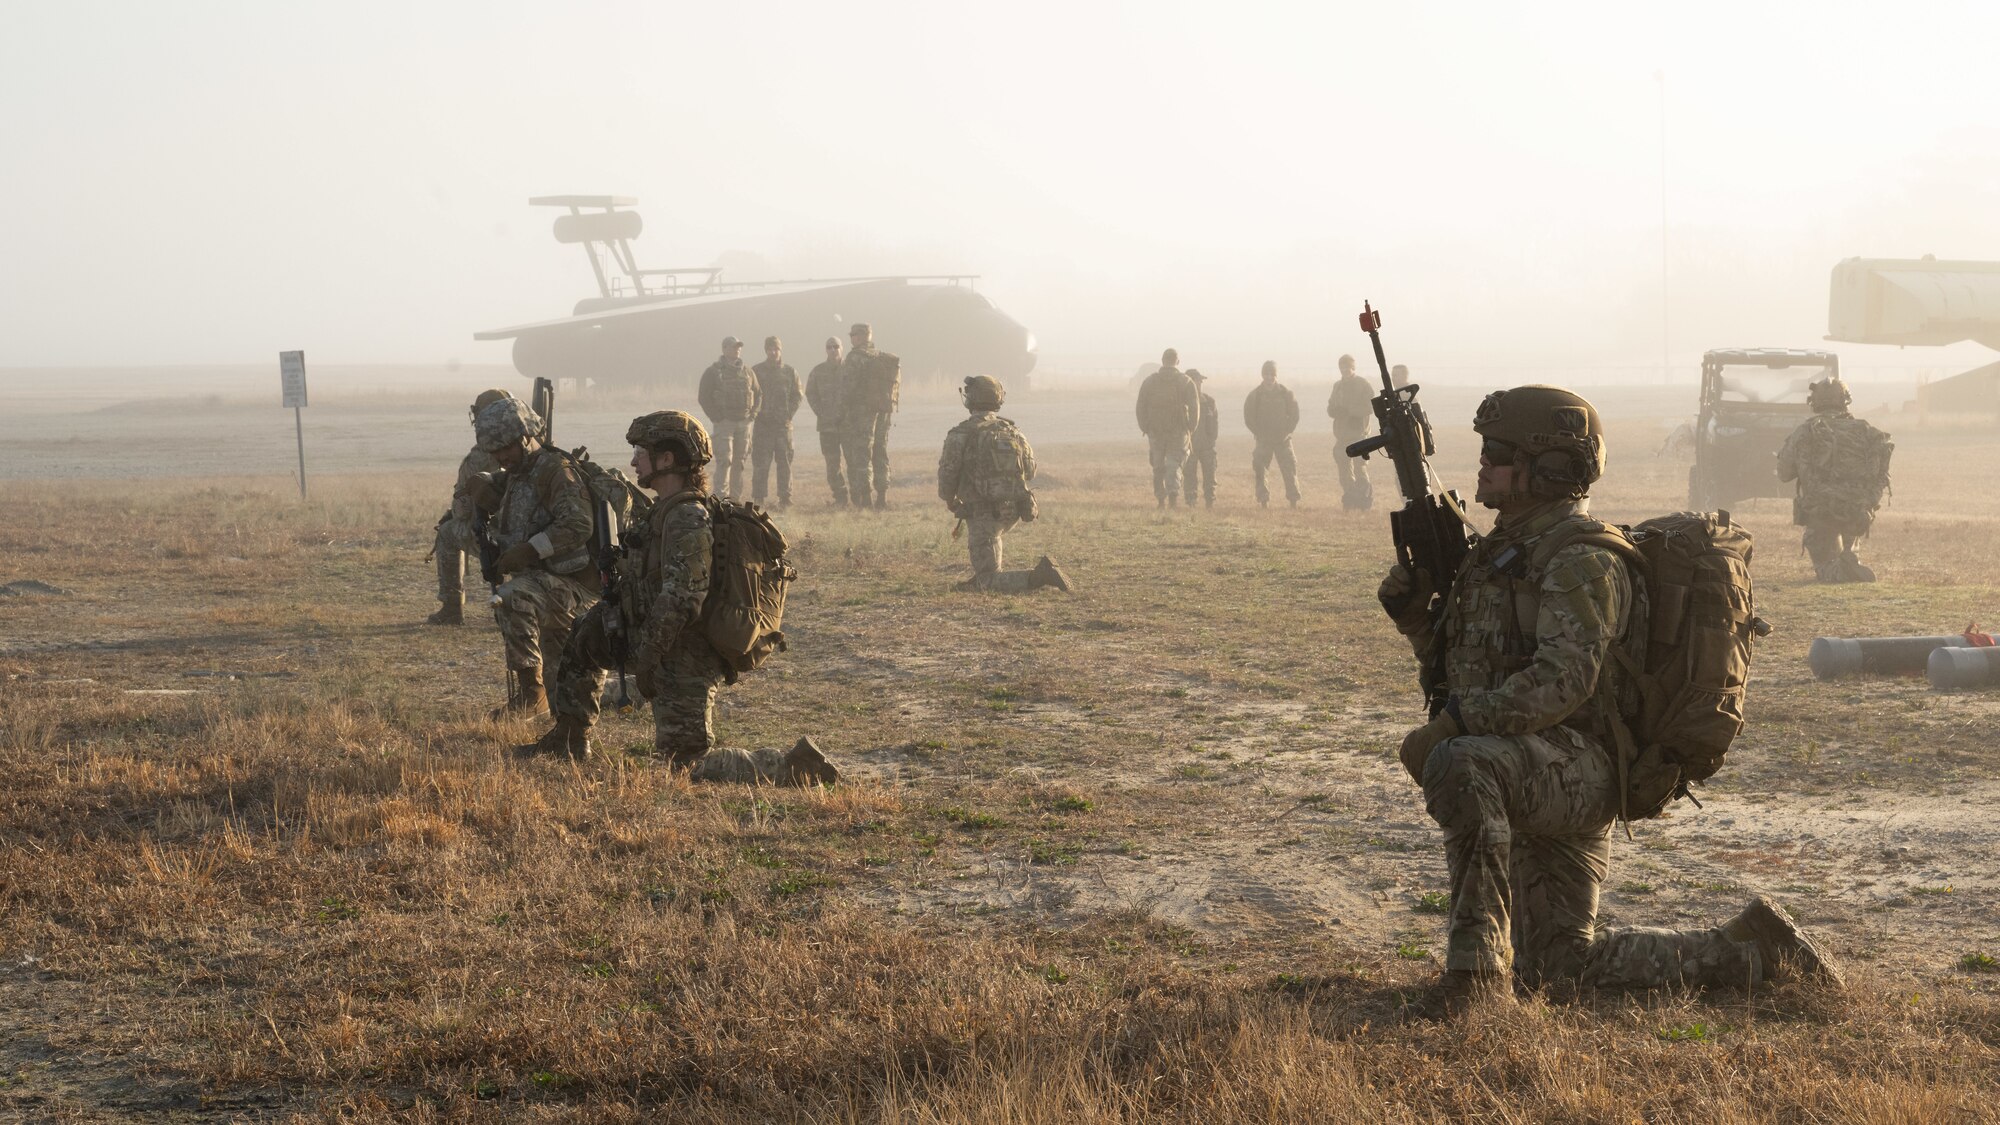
[
  {"x1": 522, "y1": 410, "x2": 837, "y2": 787},
  {"x1": 937, "y1": 375, "x2": 1072, "y2": 594},
  {"x1": 1378, "y1": 384, "x2": 1840, "y2": 1012}
]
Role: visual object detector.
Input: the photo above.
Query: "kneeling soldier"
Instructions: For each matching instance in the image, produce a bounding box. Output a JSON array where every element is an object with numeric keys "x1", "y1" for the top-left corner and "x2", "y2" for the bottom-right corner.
[
  {"x1": 527, "y1": 411, "x2": 837, "y2": 786},
  {"x1": 1378, "y1": 385, "x2": 1839, "y2": 1011},
  {"x1": 937, "y1": 376, "x2": 1072, "y2": 594}
]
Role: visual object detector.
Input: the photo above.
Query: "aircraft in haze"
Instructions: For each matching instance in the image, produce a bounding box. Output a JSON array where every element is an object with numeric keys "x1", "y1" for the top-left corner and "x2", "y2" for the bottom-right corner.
[{"x1": 474, "y1": 196, "x2": 1038, "y2": 391}]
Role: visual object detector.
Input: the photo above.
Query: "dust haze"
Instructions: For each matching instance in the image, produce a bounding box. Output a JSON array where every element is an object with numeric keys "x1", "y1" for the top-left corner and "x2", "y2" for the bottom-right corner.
[{"x1": 4, "y1": 1, "x2": 1998, "y2": 379}]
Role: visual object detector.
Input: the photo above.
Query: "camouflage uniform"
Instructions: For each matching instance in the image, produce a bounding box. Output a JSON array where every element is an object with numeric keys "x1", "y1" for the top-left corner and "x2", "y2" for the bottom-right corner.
[
  {"x1": 1242, "y1": 379, "x2": 1301, "y2": 507},
  {"x1": 1398, "y1": 499, "x2": 1764, "y2": 990},
  {"x1": 1184, "y1": 380, "x2": 1219, "y2": 508},
  {"x1": 489, "y1": 447, "x2": 597, "y2": 677},
  {"x1": 751, "y1": 356, "x2": 802, "y2": 507},
  {"x1": 939, "y1": 411, "x2": 1041, "y2": 592},
  {"x1": 841, "y1": 343, "x2": 901, "y2": 506},
  {"x1": 1776, "y1": 408, "x2": 1892, "y2": 583},
  {"x1": 1135, "y1": 364, "x2": 1200, "y2": 506},
  {"x1": 550, "y1": 493, "x2": 806, "y2": 781},
  {"x1": 434, "y1": 445, "x2": 502, "y2": 605},
  {"x1": 804, "y1": 353, "x2": 849, "y2": 504},
  {"x1": 1327, "y1": 371, "x2": 1374, "y2": 501},
  {"x1": 698, "y1": 356, "x2": 761, "y2": 499}
]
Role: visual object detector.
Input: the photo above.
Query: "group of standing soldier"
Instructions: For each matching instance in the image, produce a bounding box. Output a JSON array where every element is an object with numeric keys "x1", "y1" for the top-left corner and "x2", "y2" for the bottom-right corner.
[
  {"x1": 697, "y1": 323, "x2": 902, "y2": 510},
  {"x1": 1134, "y1": 349, "x2": 1415, "y2": 512}
]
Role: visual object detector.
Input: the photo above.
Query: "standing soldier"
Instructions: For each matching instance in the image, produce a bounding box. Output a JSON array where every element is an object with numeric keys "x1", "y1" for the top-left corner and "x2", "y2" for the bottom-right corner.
[
  {"x1": 1377, "y1": 385, "x2": 1838, "y2": 1011},
  {"x1": 750, "y1": 335, "x2": 802, "y2": 509},
  {"x1": 804, "y1": 336, "x2": 850, "y2": 506},
  {"x1": 1327, "y1": 353, "x2": 1375, "y2": 510},
  {"x1": 937, "y1": 376, "x2": 1073, "y2": 594},
  {"x1": 1242, "y1": 361, "x2": 1301, "y2": 508},
  {"x1": 426, "y1": 388, "x2": 510, "y2": 625},
  {"x1": 841, "y1": 322, "x2": 901, "y2": 510},
  {"x1": 469, "y1": 397, "x2": 597, "y2": 718},
  {"x1": 697, "y1": 336, "x2": 761, "y2": 499},
  {"x1": 1184, "y1": 369, "x2": 1219, "y2": 509},
  {"x1": 1135, "y1": 348, "x2": 1201, "y2": 508},
  {"x1": 526, "y1": 411, "x2": 838, "y2": 784},
  {"x1": 1776, "y1": 376, "x2": 1893, "y2": 583}
]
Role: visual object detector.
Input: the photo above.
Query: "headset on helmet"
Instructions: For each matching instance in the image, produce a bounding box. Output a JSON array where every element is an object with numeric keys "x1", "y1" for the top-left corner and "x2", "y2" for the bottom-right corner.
[
  {"x1": 625, "y1": 410, "x2": 713, "y2": 467},
  {"x1": 1472, "y1": 385, "x2": 1606, "y2": 500}
]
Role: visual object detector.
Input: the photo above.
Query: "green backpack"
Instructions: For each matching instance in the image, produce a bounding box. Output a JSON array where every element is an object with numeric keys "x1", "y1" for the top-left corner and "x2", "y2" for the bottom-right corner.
[
  {"x1": 701, "y1": 498, "x2": 796, "y2": 681},
  {"x1": 1528, "y1": 511, "x2": 1770, "y2": 822}
]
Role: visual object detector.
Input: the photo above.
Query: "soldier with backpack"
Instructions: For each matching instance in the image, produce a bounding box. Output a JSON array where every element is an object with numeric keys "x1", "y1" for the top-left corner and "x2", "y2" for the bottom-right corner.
[
  {"x1": 841, "y1": 322, "x2": 901, "y2": 510},
  {"x1": 937, "y1": 376, "x2": 1072, "y2": 594},
  {"x1": 526, "y1": 411, "x2": 836, "y2": 786},
  {"x1": 1376, "y1": 385, "x2": 1838, "y2": 1011},
  {"x1": 468, "y1": 397, "x2": 597, "y2": 718},
  {"x1": 1776, "y1": 376, "x2": 1892, "y2": 583},
  {"x1": 425, "y1": 388, "x2": 510, "y2": 626}
]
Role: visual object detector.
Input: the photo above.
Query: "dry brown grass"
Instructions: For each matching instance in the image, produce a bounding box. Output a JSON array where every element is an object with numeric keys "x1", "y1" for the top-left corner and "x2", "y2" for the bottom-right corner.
[{"x1": 3, "y1": 415, "x2": 1999, "y2": 1121}]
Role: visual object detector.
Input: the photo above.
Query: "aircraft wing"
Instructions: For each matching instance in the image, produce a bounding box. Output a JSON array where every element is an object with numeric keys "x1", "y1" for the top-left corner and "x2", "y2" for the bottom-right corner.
[{"x1": 474, "y1": 280, "x2": 881, "y2": 341}]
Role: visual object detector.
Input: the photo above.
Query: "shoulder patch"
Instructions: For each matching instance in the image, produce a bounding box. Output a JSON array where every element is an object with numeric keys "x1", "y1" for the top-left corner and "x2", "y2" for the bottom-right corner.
[{"x1": 1540, "y1": 542, "x2": 1628, "y2": 595}]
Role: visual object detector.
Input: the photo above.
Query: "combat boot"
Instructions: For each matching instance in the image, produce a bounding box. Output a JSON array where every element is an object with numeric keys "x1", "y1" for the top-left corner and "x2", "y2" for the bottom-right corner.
[
  {"x1": 522, "y1": 715, "x2": 591, "y2": 759},
  {"x1": 779, "y1": 736, "x2": 840, "y2": 786},
  {"x1": 1408, "y1": 969, "x2": 1513, "y2": 1020},
  {"x1": 1033, "y1": 555, "x2": 1074, "y2": 593},
  {"x1": 426, "y1": 599, "x2": 463, "y2": 626},
  {"x1": 490, "y1": 666, "x2": 548, "y2": 721},
  {"x1": 1722, "y1": 896, "x2": 1844, "y2": 987},
  {"x1": 874, "y1": 491, "x2": 889, "y2": 511}
]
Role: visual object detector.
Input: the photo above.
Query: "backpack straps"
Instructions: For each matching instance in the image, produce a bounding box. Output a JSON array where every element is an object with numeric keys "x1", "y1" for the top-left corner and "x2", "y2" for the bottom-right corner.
[{"x1": 1523, "y1": 519, "x2": 1647, "y2": 834}]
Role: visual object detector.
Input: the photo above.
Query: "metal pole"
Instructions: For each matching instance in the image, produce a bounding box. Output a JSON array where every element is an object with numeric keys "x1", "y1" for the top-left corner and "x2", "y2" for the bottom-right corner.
[{"x1": 294, "y1": 405, "x2": 308, "y2": 500}]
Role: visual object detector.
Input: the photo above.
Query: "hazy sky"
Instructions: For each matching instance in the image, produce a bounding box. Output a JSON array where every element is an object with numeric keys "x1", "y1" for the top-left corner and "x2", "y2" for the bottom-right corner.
[{"x1": 4, "y1": 0, "x2": 1996, "y2": 376}]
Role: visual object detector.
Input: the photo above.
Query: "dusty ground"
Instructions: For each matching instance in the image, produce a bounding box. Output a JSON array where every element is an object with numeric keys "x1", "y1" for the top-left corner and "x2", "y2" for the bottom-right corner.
[{"x1": 1, "y1": 381, "x2": 1997, "y2": 1120}]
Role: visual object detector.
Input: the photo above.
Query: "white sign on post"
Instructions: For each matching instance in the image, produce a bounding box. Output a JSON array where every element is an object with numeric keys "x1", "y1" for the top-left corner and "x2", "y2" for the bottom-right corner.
[
  {"x1": 280, "y1": 350, "x2": 309, "y2": 498},
  {"x1": 280, "y1": 350, "x2": 309, "y2": 408}
]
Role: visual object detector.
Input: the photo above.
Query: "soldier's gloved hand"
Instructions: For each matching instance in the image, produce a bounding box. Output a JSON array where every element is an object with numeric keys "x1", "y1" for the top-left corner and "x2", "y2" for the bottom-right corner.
[
  {"x1": 1377, "y1": 565, "x2": 1435, "y2": 634},
  {"x1": 469, "y1": 472, "x2": 504, "y2": 514},
  {"x1": 496, "y1": 543, "x2": 539, "y2": 574},
  {"x1": 1398, "y1": 711, "x2": 1462, "y2": 784}
]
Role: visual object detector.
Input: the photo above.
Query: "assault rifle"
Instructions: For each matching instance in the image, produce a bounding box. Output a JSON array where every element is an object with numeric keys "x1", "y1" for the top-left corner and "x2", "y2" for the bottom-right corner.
[
  {"x1": 592, "y1": 497, "x2": 635, "y2": 713},
  {"x1": 1343, "y1": 302, "x2": 1475, "y2": 718}
]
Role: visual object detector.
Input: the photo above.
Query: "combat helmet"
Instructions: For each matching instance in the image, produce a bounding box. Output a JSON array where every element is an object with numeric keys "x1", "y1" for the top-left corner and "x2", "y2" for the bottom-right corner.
[
  {"x1": 474, "y1": 397, "x2": 544, "y2": 453},
  {"x1": 1808, "y1": 375, "x2": 1852, "y2": 414},
  {"x1": 469, "y1": 387, "x2": 513, "y2": 420},
  {"x1": 960, "y1": 375, "x2": 1005, "y2": 410},
  {"x1": 626, "y1": 410, "x2": 712, "y2": 466},
  {"x1": 1472, "y1": 385, "x2": 1606, "y2": 500}
]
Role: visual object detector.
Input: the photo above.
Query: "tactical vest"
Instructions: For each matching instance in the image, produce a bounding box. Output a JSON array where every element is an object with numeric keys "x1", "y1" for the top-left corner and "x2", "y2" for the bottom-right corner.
[{"x1": 706, "y1": 361, "x2": 758, "y2": 420}]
